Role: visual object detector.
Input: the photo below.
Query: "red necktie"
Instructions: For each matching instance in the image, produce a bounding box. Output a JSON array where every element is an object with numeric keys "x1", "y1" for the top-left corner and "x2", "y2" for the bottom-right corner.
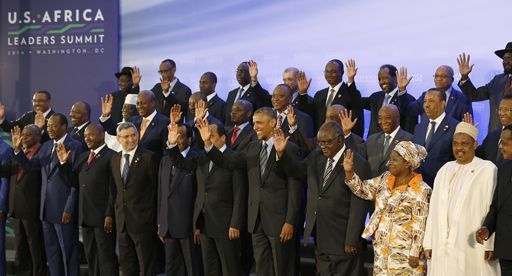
[
  {"x1": 231, "y1": 127, "x2": 240, "y2": 145},
  {"x1": 87, "y1": 151, "x2": 96, "y2": 166},
  {"x1": 505, "y1": 75, "x2": 512, "y2": 97}
]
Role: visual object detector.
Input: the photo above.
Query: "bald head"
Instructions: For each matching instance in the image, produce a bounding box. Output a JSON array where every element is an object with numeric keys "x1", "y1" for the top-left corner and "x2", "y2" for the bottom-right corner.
[
  {"x1": 188, "y1": 92, "x2": 207, "y2": 116},
  {"x1": 84, "y1": 123, "x2": 105, "y2": 150},
  {"x1": 231, "y1": 99, "x2": 253, "y2": 125},
  {"x1": 283, "y1": 67, "x2": 300, "y2": 93},
  {"x1": 434, "y1": 65, "x2": 455, "y2": 91},
  {"x1": 21, "y1": 124, "x2": 41, "y2": 148},
  {"x1": 325, "y1": 104, "x2": 346, "y2": 125},
  {"x1": 378, "y1": 104, "x2": 401, "y2": 134}
]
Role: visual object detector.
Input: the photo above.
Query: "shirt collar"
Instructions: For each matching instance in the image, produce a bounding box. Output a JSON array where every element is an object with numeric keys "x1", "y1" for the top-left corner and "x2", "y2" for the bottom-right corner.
[
  {"x1": 329, "y1": 82, "x2": 343, "y2": 93},
  {"x1": 163, "y1": 78, "x2": 179, "y2": 96},
  {"x1": 54, "y1": 133, "x2": 68, "y2": 144},
  {"x1": 180, "y1": 146, "x2": 190, "y2": 158},
  {"x1": 24, "y1": 143, "x2": 41, "y2": 158},
  {"x1": 92, "y1": 143, "x2": 106, "y2": 155},
  {"x1": 430, "y1": 112, "x2": 446, "y2": 125},
  {"x1": 43, "y1": 108, "x2": 52, "y2": 118},
  {"x1": 143, "y1": 110, "x2": 157, "y2": 122},
  {"x1": 75, "y1": 121, "x2": 90, "y2": 131},
  {"x1": 218, "y1": 144, "x2": 227, "y2": 153},
  {"x1": 262, "y1": 137, "x2": 274, "y2": 150},
  {"x1": 385, "y1": 126, "x2": 401, "y2": 140},
  {"x1": 206, "y1": 92, "x2": 217, "y2": 102},
  {"x1": 235, "y1": 121, "x2": 250, "y2": 131},
  {"x1": 240, "y1": 83, "x2": 251, "y2": 92},
  {"x1": 330, "y1": 145, "x2": 346, "y2": 165},
  {"x1": 276, "y1": 106, "x2": 289, "y2": 117},
  {"x1": 122, "y1": 146, "x2": 138, "y2": 157},
  {"x1": 385, "y1": 87, "x2": 399, "y2": 99}
]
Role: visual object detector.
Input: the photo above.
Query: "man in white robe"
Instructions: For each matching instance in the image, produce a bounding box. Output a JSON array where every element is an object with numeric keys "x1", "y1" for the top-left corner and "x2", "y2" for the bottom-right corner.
[
  {"x1": 103, "y1": 94, "x2": 138, "y2": 152},
  {"x1": 423, "y1": 121, "x2": 500, "y2": 276}
]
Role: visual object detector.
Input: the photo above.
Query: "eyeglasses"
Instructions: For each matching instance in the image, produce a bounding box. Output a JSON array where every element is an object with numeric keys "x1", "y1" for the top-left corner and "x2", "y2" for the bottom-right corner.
[{"x1": 317, "y1": 136, "x2": 340, "y2": 147}]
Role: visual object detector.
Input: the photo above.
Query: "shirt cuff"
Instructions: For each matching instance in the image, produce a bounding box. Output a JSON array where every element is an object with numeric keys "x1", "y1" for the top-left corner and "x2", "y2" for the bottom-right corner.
[
  {"x1": 205, "y1": 144, "x2": 213, "y2": 152},
  {"x1": 99, "y1": 115, "x2": 110, "y2": 123},
  {"x1": 166, "y1": 141, "x2": 177, "y2": 149},
  {"x1": 344, "y1": 132, "x2": 352, "y2": 139},
  {"x1": 288, "y1": 124, "x2": 298, "y2": 134}
]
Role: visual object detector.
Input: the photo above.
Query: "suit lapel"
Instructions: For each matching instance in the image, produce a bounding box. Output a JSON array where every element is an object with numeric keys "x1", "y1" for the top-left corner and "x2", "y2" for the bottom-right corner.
[
  {"x1": 261, "y1": 146, "x2": 276, "y2": 183},
  {"x1": 427, "y1": 117, "x2": 451, "y2": 151},
  {"x1": 416, "y1": 121, "x2": 428, "y2": 146},
  {"x1": 316, "y1": 156, "x2": 327, "y2": 191},
  {"x1": 125, "y1": 148, "x2": 143, "y2": 185},
  {"x1": 141, "y1": 115, "x2": 157, "y2": 141},
  {"x1": 321, "y1": 157, "x2": 343, "y2": 193}
]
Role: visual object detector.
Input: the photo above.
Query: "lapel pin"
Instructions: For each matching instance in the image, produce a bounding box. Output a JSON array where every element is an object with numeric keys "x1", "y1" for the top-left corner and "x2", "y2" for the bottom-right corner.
[
  {"x1": 134, "y1": 157, "x2": 140, "y2": 164},
  {"x1": 443, "y1": 125, "x2": 449, "y2": 131},
  {"x1": 337, "y1": 95, "x2": 341, "y2": 98}
]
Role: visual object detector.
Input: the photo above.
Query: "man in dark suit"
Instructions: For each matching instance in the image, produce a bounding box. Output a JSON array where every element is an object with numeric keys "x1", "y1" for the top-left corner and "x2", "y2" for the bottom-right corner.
[
  {"x1": 101, "y1": 90, "x2": 170, "y2": 160},
  {"x1": 185, "y1": 93, "x2": 223, "y2": 149},
  {"x1": 57, "y1": 124, "x2": 118, "y2": 276},
  {"x1": 457, "y1": 43, "x2": 512, "y2": 132},
  {"x1": 275, "y1": 121, "x2": 370, "y2": 276},
  {"x1": 167, "y1": 122, "x2": 246, "y2": 275},
  {"x1": 111, "y1": 122, "x2": 158, "y2": 276},
  {"x1": 0, "y1": 137, "x2": 13, "y2": 276},
  {"x1": 297, "y1": 59, "x2": 364, "y2": 136},
  {"x1": 346, "y1": 105, "x2": 414, "y2": 178},
  {"x1": 157, "y1": 123, "x2": 201, "y2": 276},
  {"x1": 201, "y1": 107, "x2": 302, "y2": 275},
  {"x1": 412, "y1": 89, "x2": 458, "y2": 186},
  {"x1": 109, "y1": 67, "x2": 140, "y2": 124},
  {"x1": 0, "y1": 90, "x2": 55, "y2": 142},
  {"x1": 282, "y1": 68, "x2": 314, "y2": 115},
  {"x1": 477, "y1": 95, "x2": 512, "y2": 165},
  {"x1": 272, "y1": 84, "x2": 314, "y2": 138},
  {"x1": 6, "y1": 125, "x2": 47, "y2": 276},
  {"x1": 227, "y1": 100, "x2": 257, "y2": 152},
  {"x1": 68, "y1": 101, "x2": 91, "y2": 148},
  {"x1": 151, "y1": 59, "x2": 191, "y2": 115},
  {"x1": 200, "y1": 72, "x2": 225, "y2": 123},
  {"x1": 287, "y1": 104, "x2": 364, "y2": 156},
  {"x1": 408, "y1": 65, "x2": 473, "y2": 123},
  {"x1": 13, "y1": 113, "x2": 84, "y2": 276},
  {"x1": 362, "y1": 65, "x2": 417, "y2": 135},
  {"x1": 477, "y1": 124, "x2": 512, "y2": 275},
  {"x1": 223, "y1": 61, "x2": 271, "y2": 126}
]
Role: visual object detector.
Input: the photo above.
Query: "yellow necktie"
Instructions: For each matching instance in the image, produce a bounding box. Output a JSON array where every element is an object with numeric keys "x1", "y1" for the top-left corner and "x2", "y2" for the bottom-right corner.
[{"x1": 140, "y1": 118, "x2": 149, "y2": 138}]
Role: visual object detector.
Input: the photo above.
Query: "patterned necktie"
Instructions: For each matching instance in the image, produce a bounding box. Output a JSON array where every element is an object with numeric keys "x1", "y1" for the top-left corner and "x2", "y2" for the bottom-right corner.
[
  {"x1": 122, "y1": 154, "x2": 130, "y2": 183},
  {"x1": 87, "y1": 151, "x2": 96, "y2": 166},
  {"x1": 276, "y1": 114, "x2": 283, "y2": 129},
  {"x1": 326, "y1": 88, "x2": 336, "y2": 107},
  {"x1": 259, "y1": 143, "x2": 269, "y2": 177},
  {"x1": 425, "y1": 121, "x2": 436, "y2": 147},
  {"x1": 505, "y1": 75, "x2": 512, "y2": 97},
  {"x1": 383, "y1": 135, "x2": 391, "y2": 155},
  {"x1": 140, "y1": 118, "x2": 149, "y2": 138},
  {"x1": 383, "y1": 94, "x2": 391, "y2": 107},
  {"x1": 322, "y1": 158, "x2": 334, "y2": 188},
  {"x1": 235, "y1": 87, "x2": 244, "y2": 102},
  {"x1": 231, "y1": 127, "x2": 240, "y2": 145}
]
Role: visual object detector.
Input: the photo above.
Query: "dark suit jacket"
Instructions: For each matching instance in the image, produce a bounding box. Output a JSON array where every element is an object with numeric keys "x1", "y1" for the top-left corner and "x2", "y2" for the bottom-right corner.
[
  {"x1": 111, "y1": 147, "x2": 158, "y2": 234},
  {"x1": 407, "y1": 87, "x2": 473, "y2": 123},
  {"x1": 15, "y1": 135, "x2": 84, "y2": 224},
  {"x1": 61, "y1": 146, "x2": 116, "y2": 227},
  {"x1": 346, "y1": 128, "x2": 413, "y2": 178},
  {"x1": 187, "y1": 114, "x2": 223, "y2": 150},
  {"x1": 207, "y1": 95, "x2": 226, "y2": 124},
  {"x1": 281, "y1": 148, "x2": 369, "y2": 255},
  {"x1": 7, "y1": 148, "x2": 42, "y2": 220},
  {"x1": 68, "y1": 122, "x2": 90, "y2": 149},
  {"x1": 458, "y1": 73, "x2": 509, "y2": 132},
  {"x1": 0, "y1": 109, "x2": 55, "y2": 143},
  {"x1": 477, "y1": 128, "x2": 503, "y2": 165},
  {"x1": 226, "y1": 124, "x2": 257, "y2": 152},
  {"x1": 483, "y1": 159, "x2": 512, "y2": 260},
  {"x1": 151, "y1": 79, "x2": 192, "y2": 113},
  {"x1": 278, "y1": 108, "x2": 315, "y2": 139},
  {"x1": 288, "y1": 128, "x2": 364, "y2": 157},
  {"x1": 110, "y1": 86, "x2": 140, "y2": 124},
  {"x1": 223, "y1": 82, "x2": 271, "y2": 126},
  {"x1": 207, "y1": 141, "x2": 302, "y2": 236},
  {"x1": 167, "y1": 146, "x2": 247, "y2": 238},
  {"x1": 297, "y1": 82, "x2": 364, "y2": 136},
  {"x1": 101, "y1": 112, "x2": 170, "y2": 160},
  {"x1": 412, "y1": 115, "x2": 458, "y2": 186},
  {"x1": 157, "y1": 148, "x2": 199, "y2": 239},
  {"x1": 362, "y1": 90, "x2": 417, "y2": 136}
]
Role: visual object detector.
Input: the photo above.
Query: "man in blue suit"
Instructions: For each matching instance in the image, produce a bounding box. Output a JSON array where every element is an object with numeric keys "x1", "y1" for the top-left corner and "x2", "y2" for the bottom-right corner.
[
  {"x1": 13, "y1": 113, "x2": 84, "y2": 276},
  {"x1": 101, "y1": 90, "x2": 170, "y2": 160},
  {"x1": 457, "y1": 42, "x2": 512, "y2": 132},
  {"x1": 408, "y1": 65, "x2": 473, "y2": 122},
  {"x1": 0, "y1": 138, "x2": 13, "y2": 276},
  {"x1": 413, "y1": 88, "x2": 458, "y2": 186}
]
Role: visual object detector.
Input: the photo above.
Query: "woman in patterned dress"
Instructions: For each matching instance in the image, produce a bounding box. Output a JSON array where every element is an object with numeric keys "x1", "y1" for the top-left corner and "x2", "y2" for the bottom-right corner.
[{"x1": 343, "y1": 141, "x2": 432, "y2": 275}]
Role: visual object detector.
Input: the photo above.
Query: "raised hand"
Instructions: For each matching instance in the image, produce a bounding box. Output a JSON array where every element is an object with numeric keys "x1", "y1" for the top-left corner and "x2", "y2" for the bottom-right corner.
[
  {"x1": 195, "y1": 100, "x2": 207, "y2": 121},
  {"x1": 248, "y1": 60, "x2": 258, "y2": 80},
  {"x1": 196, "y1": 117, "x2": 212, "y2": 147},
  {"x1": 343, "y1": 149, "x2": 355, "y2": 180},
  {"x1": 160, "y1": 77, "x2": 170, "y2": 92},
  {"x1": 297, "y1": 71, "x2": 312, "y2": 95},
  {"x1": 56, "y1": 143, "x2": 71, "y2": 163},
  {"x1": 463, "y1": 112, "x2": 479, "y2": 127},
  {"x1": 170, "y1": 104, "x2": 182, "y2": 123},
  {"x1": 397, "y1": 67, "x2": 413, "y2": 91},
  {"x1": 286, "y1": 106, "x2": 297, "y2": 127},
  {"x1": 34, "y1": 112, "x2": 46, "y2": 128},
  {"x1": 101, "y1": 94, "x2": 113, "y2": 117},
  {"x1": 0, "y1": 103, "x2": 5, "y2": 120},
  {"x1": 11, "y1": 126, "x2": 22, "y2": 152},
  {"x1": 339, "y1": 109, "x2": 358, "y2": 135},
  {"x1": 457, "y1": 52, "x2": 474, "y2": 80},
  {"x1": 345, "y1": 59, "x2": 358, "y2": 83},
  {"x1": 131, "y1": 66, "x2": 142, "y2": 87},
  {"x1": 476, "y1": 227, "x2": 490, "y2": 244},
  {"x1": 167, "y1": 121, "x2": 180, "y2": 145},
  {"x1": 273, "y1": 128, "x2": 289, "y2": 158}
]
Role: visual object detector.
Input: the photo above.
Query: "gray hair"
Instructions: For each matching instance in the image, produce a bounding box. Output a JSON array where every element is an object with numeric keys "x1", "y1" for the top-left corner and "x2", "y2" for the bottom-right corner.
[
  {"x1": 283, "y1": 67, "x2": 299, "y2": 76},
  {"x1": 138, "y1": 90, "x2": 156, "y2": 102},
  {"x1": 116, "y1": 121, "x2": 138, "y2": 136}
]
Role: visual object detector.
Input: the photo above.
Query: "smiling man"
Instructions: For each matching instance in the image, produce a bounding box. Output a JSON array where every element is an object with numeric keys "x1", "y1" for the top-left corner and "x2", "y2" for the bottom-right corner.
[{"x1": 424, "y1": 122, "x2": 499, "y2": 275}]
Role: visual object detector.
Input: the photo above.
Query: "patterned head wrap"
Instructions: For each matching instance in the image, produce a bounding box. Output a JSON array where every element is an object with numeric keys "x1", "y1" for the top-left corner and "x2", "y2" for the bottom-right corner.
[{"x1": 391, "y1": 141, "x2": 427, "y2": 170}]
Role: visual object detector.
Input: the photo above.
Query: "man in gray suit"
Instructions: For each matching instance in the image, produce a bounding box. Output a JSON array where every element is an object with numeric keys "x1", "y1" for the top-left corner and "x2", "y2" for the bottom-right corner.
[
  {"x1": 457, "y1": 42, "x2": 512, "y2": 132},
  {"x1": 345, "y1": 105, "x2": 413, "y2": 178}
]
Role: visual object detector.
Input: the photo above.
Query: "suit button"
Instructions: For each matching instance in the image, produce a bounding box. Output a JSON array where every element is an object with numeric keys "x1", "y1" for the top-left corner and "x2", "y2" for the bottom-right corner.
[{"x1": 318, "y1": 196, "x2": 322, "y2": 200}]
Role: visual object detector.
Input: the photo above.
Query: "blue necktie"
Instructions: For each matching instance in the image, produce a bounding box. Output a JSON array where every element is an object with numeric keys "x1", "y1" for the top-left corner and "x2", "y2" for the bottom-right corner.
[{"x1": 122, "y1": 154, "x2": 130, "y2": 183}]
